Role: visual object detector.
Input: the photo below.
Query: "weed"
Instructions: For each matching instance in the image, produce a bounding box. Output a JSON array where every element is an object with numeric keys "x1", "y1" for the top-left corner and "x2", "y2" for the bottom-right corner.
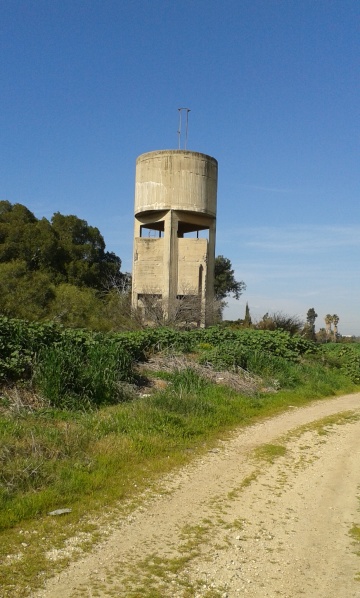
[
  {"x1": 350, "y1": 525, "x2": 360, "y2": 548},
  {"x1": 254, "y1": 444, "x2": 287, "y2": 463},
  {"x1": 349, "y1": 521, "x2": 360, "y2": 581}
]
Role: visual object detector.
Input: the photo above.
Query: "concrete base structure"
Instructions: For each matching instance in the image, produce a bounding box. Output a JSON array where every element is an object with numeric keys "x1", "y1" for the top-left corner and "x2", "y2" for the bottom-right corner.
[{"x1": 132, "y1": 150, "x2": 218, "y2": 327}]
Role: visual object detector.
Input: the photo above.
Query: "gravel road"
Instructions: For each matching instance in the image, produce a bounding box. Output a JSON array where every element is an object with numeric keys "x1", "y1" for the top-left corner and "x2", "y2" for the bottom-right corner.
[{"x1": 36, "y1": 393, "x2": 360, "y2": 598}]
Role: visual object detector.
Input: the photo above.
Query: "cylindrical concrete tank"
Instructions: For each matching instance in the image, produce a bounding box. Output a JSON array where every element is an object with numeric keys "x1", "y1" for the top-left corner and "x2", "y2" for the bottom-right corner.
[{"x1": 134, "y1": 150, "x2": 218, "y2": 217}]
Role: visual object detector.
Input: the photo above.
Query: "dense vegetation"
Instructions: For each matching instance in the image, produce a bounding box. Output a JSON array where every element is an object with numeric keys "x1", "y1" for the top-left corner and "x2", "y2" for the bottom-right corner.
[
  {"x1": 2, "y1": 316, "x2": 360, "y2": 407},
  {"x1": 0, "y1": 201, "x2": 123, "y2": 289},
  {"x1": 1, "y1": 317, "x2": 360, "y2": 521},
  {"x1": 1, "y1": 318, "x2": 359, "y2": 596},
  {"x1": 0, "y1": 317, "x2": 311, "y2": 399},
  {"x1": 0, "y1": 201, "x2": 133, "y2": 329}
]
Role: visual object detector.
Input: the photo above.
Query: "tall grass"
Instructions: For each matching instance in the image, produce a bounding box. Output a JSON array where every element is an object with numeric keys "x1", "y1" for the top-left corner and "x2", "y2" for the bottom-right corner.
[
  {"x1": 33, "y1": 339, "x2": 134, "y2": 408},
  {"x1": 1, "y1": 362, "x2": 358, "y2": 533}
]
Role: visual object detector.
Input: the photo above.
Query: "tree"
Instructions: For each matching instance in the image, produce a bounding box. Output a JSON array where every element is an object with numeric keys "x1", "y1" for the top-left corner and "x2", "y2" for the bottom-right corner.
[
  {"x1": 104, "y1": 271, "x2": 132, "y2": 295},
  {"x1": 244, "y1": 302, "x2": 252, "y2": 327},
  {"x1": 332, "y1": 314, "x2": 340, "y2": 341},
  {"x1": 0, "y1": 201, "x2": 128, "y2": 328},
  {"x1": 306, "y1": 308, "x2": 318, "y2": 329},
  {"x1": 316, "y1": 328, "x2": 328, "y2": 343},
  {"x1": 0, "y1": 260, "x2": 55, "y2": 320},
  {"x1": 103, "y1": 288, "x2": 140, "y2": 332},
  {"x1": 0, "y1": 202, "x2": 124, "y2": 291},
  {"x1": 256, "y1": 311, "x2": 303, "y2": 336},
  {"x1": 0, "y1": 201, "x2": 59, "y2": 271},
  {"x1": 303, "y1": 307, "x2": 318, "y2": 340},
  {"x1": 324, "y1": 314, "x2": 333, "y2": 339},
  {"x1": 51, "y1": 212, "x2": 122, "y2": 289},
  {"x1": 214, "y1": 255, "x2": 246, "y2": 302},
  {"x1": 48, "y1": 283, "x2": 105, "y2": 329}
]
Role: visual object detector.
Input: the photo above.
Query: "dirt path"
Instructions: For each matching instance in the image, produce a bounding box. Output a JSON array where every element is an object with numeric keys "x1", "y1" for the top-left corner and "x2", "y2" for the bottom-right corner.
[{"x1": 36, "y1": 393, "x2": 360, "y2": 598}]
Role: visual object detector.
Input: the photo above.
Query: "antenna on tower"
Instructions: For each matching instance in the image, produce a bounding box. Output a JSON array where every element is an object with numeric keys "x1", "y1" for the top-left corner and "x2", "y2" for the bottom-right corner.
[{"x1": 177, "y1": 108, "x2": 191, "y2": 149}]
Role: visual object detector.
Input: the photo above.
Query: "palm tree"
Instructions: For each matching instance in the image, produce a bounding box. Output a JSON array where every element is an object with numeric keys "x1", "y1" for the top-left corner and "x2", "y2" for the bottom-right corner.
[
  {"x1": 324, "y1": 314, "x2": 333, "y2": 339},
  {"x1": 306, "y1": 308, "x2": 318, "y2": 340},
  {"x1": 332, "y1": 314, "x2": 339, "y2": 341}
]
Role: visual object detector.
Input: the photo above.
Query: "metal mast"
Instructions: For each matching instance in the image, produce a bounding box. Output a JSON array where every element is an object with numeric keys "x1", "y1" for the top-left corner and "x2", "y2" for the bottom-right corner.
[{"x1": 177, "y1": 108, "x2": 190, "y2": 149}]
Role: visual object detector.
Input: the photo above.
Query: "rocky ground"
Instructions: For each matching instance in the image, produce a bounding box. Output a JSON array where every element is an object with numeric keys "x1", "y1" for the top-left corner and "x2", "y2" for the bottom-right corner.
[{"x1": 35, "y1": 393, "x2": 360, "y2": 598}]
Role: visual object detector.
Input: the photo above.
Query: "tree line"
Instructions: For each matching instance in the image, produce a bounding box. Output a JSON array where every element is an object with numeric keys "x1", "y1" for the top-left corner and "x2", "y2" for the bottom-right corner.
[
  {"x1": 225, "y1": 305, "x2": 347, "y2": 343},
  {"x1": 0, "y1": 200, "x2": 131, "y2": 329},
  {"x1": 0, "y1": 201, "x2": 244, "y2": 330}
]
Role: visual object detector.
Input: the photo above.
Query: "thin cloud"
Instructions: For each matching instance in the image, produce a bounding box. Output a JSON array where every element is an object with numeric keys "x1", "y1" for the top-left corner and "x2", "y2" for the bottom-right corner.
[{"x1": 234, "y1": 226, "x2": 360, "y2": 252}]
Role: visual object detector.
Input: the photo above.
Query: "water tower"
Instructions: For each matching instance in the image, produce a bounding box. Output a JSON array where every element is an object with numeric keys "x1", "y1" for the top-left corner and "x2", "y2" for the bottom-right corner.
[{"x1": 131, "y1": 149, "x2": 218, "y2": 326}]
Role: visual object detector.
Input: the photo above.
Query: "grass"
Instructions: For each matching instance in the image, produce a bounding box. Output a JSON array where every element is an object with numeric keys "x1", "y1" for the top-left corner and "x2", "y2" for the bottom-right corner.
[
  {"x1": 0, "y1": 360, "x2": 359, "y2": 596},
  {"x1": 280, "y1": 410, "x2": 360, "y2": 444},
  {"x1": 349, "y1": 489, "x2": 360, "y2": 581},
  {"x1": 349, "y1": 523, "x2": 360, "y2": 582},
  {"x1": 350, "y1": 525, "x2": 360, "y2": 552},
  {"x1": 253, "y1": 443, "x2": 287, "y2": 463}
]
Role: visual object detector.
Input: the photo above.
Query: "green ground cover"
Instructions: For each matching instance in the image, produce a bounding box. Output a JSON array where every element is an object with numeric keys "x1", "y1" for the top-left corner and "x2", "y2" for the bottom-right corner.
[{"x1": 0, "y1": 316, "x2": 359, "y2": 596}]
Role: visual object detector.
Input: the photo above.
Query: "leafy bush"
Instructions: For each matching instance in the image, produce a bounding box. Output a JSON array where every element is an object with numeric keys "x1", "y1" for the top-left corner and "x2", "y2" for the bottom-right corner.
[
  {"x1": 255, "y1": 311, "x2": 303, "y2": 335},
  {"x1": 0, "y1": 317, "x2": 62, "y2": 381},
  {"x1": 196, "y1": 329, "x2": 316, "y2": 389},
  {"x1": 190, "y1": 327, "x2": 316, "y2": 361},
  {"x1": 319, "y1": 344, "x2": 360, "y2": 383},
  {"x1": 1, "y1": 317, "x2": 357, "y2": 409}
]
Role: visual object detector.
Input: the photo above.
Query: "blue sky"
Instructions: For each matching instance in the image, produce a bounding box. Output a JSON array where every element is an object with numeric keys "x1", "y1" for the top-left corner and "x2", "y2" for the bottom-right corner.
[{"x1": 1, "y1": 0, "x2": 359, "y2": 334}]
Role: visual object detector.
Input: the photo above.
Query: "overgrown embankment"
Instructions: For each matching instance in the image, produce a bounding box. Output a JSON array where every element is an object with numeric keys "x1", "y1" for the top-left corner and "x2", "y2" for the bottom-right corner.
[
  {"x1": 1, "y1": 316, "x2": 360, "y2": 529},
  {"x1": 1, "y1": 316, "x2": 360, "y2": 596}
]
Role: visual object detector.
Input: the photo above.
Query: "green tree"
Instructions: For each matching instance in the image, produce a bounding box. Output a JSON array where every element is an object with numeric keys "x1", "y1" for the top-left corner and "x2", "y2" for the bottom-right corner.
[
  {"x1": 48, "y1": 283, "x2": 106, "y2": 329},
  {"x1": 51, "y1": 212, "x2": 122, "y2": 289},
  {"x1": 0, "y1": 260, "x2": 55, "y2": 320},
  {"x1": 306, "y1": 308, "x2": 318, "y2": 328},
  {"x1": 244, "y1": 302, "x2": 252, "y2": 327},
  {"x1": 0, "y1": 201, "x2": 59, "y2": 271},
  {"x1": 256, "y1": 311, "x2": 303, "y2": 336},
  {"x1": 324, "y1": 314, "x2": 333, "y2": 339},
  {"x1": 214, "y1": 255, "x2": 246, "y2": 302},
  {"x1": 303, "y1": 307, "x2": 318, "y2": 340},
  {"x1": 0, "y1": 201, "x2": 128, "y2": 327},
  {"x1": 103, "y1": 288, "x2": 140, "y2": 332},
  {"x1": 0, "y1": 202, "x2": 124, "y2": 291},
  {"x1": 332, "y1": 314, "x2": 340, "y2": 341}
]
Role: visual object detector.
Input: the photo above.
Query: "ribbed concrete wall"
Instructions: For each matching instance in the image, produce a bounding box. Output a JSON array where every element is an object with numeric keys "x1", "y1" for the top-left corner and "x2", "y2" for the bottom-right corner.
[{"x1": 135, "y1": 150, "x2": 217, "y2": 217}]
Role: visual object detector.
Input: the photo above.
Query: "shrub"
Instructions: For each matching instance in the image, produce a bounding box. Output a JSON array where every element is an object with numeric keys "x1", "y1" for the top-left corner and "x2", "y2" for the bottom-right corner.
[{"x1": 34, "y1": 339, "x2": 134, "y2": 409}]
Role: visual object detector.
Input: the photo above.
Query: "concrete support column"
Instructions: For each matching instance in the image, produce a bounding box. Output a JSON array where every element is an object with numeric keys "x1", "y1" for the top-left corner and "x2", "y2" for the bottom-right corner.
[
  {"x1": 162, "y1": 210, "x2": 178, "y2": 320},
  {"x1": 205, "y1": 220, "x2": 216, "y2": 325},
  {"x1": 131, "y1": 218, "x2": 142, "y2": 310}
]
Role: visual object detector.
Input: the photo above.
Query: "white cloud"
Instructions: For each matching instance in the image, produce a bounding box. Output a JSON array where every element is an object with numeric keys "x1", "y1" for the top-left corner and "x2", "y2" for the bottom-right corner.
[{"x1": 238, "y1": 226, "x2": 360, "y2": 252}]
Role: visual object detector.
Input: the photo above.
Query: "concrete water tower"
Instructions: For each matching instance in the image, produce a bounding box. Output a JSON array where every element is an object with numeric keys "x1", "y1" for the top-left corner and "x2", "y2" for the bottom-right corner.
[{"x1": 131, "y1": 149, "x2": 218, "y2": 326}]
